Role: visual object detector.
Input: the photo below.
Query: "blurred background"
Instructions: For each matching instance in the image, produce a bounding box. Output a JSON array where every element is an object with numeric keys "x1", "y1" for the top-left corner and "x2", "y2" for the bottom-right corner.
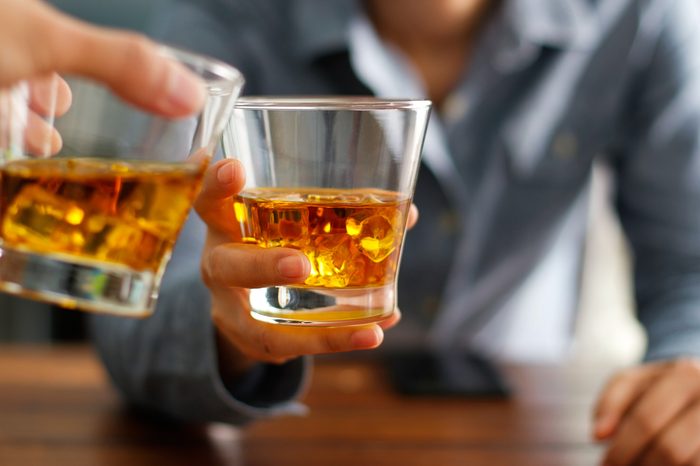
[{"x1": 0, "y1": 0, "x2": 646, "y2": 367}]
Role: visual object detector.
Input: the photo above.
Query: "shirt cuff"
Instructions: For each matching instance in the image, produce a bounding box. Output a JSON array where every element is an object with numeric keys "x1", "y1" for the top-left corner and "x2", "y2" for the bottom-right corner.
[{"x1": 208, "y1": 322, "x2": 312, "y2": 419}]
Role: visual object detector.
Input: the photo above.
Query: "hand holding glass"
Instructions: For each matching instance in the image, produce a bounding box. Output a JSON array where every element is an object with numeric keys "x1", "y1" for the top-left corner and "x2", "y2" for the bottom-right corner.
[
  {"x1": 0, "y1": 47, "x2": 244, "y2": 317},
  {"x1": 224, "y1": 97, "x2": 430, "y2": 326}
]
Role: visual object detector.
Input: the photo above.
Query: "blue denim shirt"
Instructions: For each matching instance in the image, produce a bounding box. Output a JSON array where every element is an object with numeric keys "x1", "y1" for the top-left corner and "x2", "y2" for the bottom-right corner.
[{"x1": 90, "y1": 0, "x2": 700, "y2": 424}]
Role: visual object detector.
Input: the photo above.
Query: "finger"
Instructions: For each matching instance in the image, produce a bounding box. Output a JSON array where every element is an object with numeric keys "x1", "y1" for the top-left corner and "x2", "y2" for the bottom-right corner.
[
  {"x1": 593, "y1": 363, "x2": 666, "y2": 440},
  {"x1": 194, "y1": 159, "x2": 246, "y2": 235},
  {"x1": 203, "y1": 243, "x2": 310, "y2": 289},
  {"x1": 604, "y1": 360, "x2": 700, "y2": 466},
  {"x1": 29, "y1": 74, "x2": 71, "y2": 117},
  {"x1": 406, "y1": 204, "x2": 419, "y2": 230},
  {"x1": 44, "y1": 15, "x2": 205, "y2": 117},
  {"x1": 639, "y1": 402, "x2": 700, "y2": 466},
  {"x1": 379, "y1": 308, "x2": 402, "y2": 330},
  {"x1": 217, "y1": 312, "x2": 385, "y2": 363},
  {"x1": 26, "y1": 111, "x2": 62, "y2": 156},
  {"x1": 245, "y1": 325, "x2": 385, "y2": 363}
]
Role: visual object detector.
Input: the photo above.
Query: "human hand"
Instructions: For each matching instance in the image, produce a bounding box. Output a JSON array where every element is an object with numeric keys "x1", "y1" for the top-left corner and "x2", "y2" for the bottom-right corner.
[
  {"x1": 195, "y1": 159, "x2": 416, "y2": 377},
  {"x1": 594, "y1": 359, "x2": 700, "y2": 466},
  {"x1": 1, "y1": 0, "x2": 204, "y2": 117}
]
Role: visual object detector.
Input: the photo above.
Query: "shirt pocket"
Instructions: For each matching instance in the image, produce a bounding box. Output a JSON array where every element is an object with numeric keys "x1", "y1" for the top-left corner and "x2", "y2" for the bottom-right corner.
[{"x1": 502, "y1": 117, "x2": 605, "y2": 188}]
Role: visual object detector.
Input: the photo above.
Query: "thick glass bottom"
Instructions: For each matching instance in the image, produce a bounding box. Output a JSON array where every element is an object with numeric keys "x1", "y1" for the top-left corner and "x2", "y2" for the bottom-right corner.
[
  {"x1": 0, "y1": 245, "x2": 157, "y2": 317},
  {"x1": 249, "y1": 284, "x2": 395, "y2": 326}
]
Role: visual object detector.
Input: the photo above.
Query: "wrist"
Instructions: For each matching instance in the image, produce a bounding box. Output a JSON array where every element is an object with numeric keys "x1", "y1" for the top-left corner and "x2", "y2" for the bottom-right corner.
[{"x1": 215, "y1": 327, "x2": 258, "y2": 382}]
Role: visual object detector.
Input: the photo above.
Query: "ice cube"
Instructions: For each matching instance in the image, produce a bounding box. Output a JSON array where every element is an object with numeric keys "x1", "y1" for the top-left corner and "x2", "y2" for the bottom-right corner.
[{"x1": 355, "y1": 215, "x2": 396, "y2": 263}]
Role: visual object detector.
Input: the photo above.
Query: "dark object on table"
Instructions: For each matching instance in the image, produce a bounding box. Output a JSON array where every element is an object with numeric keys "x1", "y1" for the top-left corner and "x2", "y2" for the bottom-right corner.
[{"x1": 384, "y1": 349, "x2": 511, "y2": 397}]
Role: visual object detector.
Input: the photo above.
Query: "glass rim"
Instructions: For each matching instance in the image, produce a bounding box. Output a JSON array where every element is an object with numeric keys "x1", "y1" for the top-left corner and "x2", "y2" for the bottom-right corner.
[
  {"x1": 234, "y1": 96, "x2": 432, "y2": 110},
  {"x1": 158, "y1": 45, "x2": 244, "y2": 93}
]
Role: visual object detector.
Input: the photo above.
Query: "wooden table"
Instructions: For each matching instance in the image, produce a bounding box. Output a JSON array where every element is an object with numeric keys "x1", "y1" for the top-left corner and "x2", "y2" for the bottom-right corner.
[{"x1": 0, "y1": 346, "x2": 611, "y2": 465}]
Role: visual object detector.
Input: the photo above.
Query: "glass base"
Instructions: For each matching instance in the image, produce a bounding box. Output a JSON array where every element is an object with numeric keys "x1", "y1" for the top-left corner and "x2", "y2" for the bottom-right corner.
[
  {"x1": 249, "y1": 285, "x2": 395, "y2": 326},
  {"x1": 0, "y1": 245, "x2": 156, "y2": 317}
]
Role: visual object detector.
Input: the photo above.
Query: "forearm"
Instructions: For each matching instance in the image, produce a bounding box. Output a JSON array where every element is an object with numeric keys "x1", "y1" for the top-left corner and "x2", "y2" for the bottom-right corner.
[{"x1": 90, "y1": 266, "x2": 310, "y2": 425}]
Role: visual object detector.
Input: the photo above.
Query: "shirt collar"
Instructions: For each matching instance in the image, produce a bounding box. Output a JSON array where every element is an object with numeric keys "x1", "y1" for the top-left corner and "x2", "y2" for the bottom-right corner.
[
  {"x1": 502, "y1": 0, "x2": 597, "y2": 50},
  {"x1": 289, "y1": 0, "x2": 598, "y2": 64}
]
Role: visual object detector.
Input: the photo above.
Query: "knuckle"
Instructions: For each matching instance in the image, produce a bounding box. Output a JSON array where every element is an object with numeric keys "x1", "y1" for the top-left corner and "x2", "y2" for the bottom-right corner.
[
  {"x1": 672, "y1": 358, "x2": 700, "y2": 379},
  {"x1": 122, "y1": 34, "x2": 155, "y2": 65},
  {"x1": 598, "y1": 372, "x2": 629, "y2": 407},
  {"x1": 603, "y1": 372, "x2": 629, "y2": 396},
  {"x1": 120, "y1": 34, "x2": 169, "y2": 94},
  {"x1": 202, "y1": 246, "x2": 224, "y2": 288},
  {"x1": 322, "y1": 332, "x2": 343, "y2": 353},
  {"x1": 41, "y1": 16, "x2": 74, "y2": 70},
  {"x1": 632, "y1": 411, "x2": 661, "y2": 439},
  {"x1": 610, "y1": 369, "x2": 633, "y2": 386}
]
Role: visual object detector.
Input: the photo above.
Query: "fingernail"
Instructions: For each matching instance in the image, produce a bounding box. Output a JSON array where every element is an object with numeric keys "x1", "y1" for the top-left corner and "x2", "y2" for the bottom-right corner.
[
  {"x1": 164, "y1": 65, "x2": 206, "y2": 114},
  {"x1": 276, "y1": 256, "x2": 308, "y2": 280},
  {"x1": 351, "y1": 327, "x2": 383, "y2": 349},
  {"x1": 217, "y1": 161, "x2": 236, "y2": 185},
  {"x1": 594, "y1": 416, "x2": 613, "y2": 439}
]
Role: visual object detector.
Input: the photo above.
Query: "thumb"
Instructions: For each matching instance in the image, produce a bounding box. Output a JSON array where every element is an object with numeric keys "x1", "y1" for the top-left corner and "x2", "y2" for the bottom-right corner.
[
  {"x1": 194, "y1": 159, "x2": 246, "y2": 235},
  {"x1": 592, "y1": 363, "x2": 665, "y2": 440}
]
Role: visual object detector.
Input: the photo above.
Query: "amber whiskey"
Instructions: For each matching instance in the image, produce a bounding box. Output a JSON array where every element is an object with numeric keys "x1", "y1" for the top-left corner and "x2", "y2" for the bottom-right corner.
[
  {"x1": 0, "y1": 158, "x2": 204, "y2": 272},
  {"x1": 232, "y1": 187, "x2": 411, "y2": 288}
]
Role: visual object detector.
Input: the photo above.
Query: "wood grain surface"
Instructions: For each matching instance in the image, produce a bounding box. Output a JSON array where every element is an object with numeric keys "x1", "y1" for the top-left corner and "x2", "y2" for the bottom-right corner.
[{"x1": 0, "y1": 346, "x2": 613, "y2": 466}]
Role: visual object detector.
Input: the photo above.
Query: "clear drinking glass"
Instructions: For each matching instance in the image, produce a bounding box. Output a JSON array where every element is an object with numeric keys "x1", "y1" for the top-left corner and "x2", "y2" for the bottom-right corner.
[
  {"x1": 224, "y1": 97, "x2": 431, "y2": 326},
  {"x1": 0, "y1": 46, "x2": 244, "y2": 317}
]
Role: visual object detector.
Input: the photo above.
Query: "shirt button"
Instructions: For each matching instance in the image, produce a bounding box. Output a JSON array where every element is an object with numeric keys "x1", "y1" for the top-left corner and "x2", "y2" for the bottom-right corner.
[
  {"x1": 552, "y1": 131, "x2": 578, "y2": 160},
  {"x1": 441, "y1": 91, "x2": 469, "y2": 125}
]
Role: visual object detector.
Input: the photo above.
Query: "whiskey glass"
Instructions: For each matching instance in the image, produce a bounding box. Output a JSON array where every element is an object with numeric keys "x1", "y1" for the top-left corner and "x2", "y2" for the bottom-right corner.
[
  {"x1": 0, "y1": 46, "x2": 244, "y2": 317},
  {"x1": 224, "y1": 97, "x2": 430, "y2": 326}
]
